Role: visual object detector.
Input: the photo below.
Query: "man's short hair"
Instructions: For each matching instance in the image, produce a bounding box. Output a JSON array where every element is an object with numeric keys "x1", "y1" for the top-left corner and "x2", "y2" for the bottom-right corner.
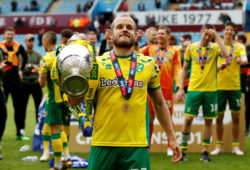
[
  {"x1": 43, "y1": 31, "x2": 57, "y2": 45},
  {"x1": 4, "y1": 27, "x2": 15, "y2": 33},
  {"x1": 158, "y1": 25, "x2": 171, "y2": 35},
  {"x1": 61, "y1": 29, "x2": 73, "y2": 38},
  {"x1": 146, "y1": 27, "x2": 157, "y2": 36},
  {"x1": 182, "y1": 34, "x2": 192, "y2": 41},
  {"x1": 87, "y1": 31, "x2": 97, "y2": 36},
  {"x1": 237, "y1": 34, "x2": 247, "y2": 44},
  {"x1": 223, "y1": 22, "x2": 236, "y2": 31},
  {"x1": 201, "y1": 24, "x2": 215, "y2": 31}
]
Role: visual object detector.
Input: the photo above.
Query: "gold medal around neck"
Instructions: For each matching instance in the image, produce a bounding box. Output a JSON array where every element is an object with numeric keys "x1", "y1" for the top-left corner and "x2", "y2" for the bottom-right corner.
[{"x1": 122, "y1": 103, "x2": 131, "y2": 112}]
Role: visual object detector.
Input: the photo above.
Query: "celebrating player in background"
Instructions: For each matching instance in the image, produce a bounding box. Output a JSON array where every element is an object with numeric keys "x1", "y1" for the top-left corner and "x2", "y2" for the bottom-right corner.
[
  {"x1": 176, "y1": 24, "x2": 229, "y2": 162},
  {"x1": 87, "y1": 31, "x2": 99, "y2": 55},
  {"x1": 0, "y1": 27, "x2": 28, "y2": 140},
  {"x1": 67, "y1": 15, "x2": 182, "y2": 169},
  {"x1": 211, "y1": 22, "x2": 248, "y2": 156},
  {"x1": 176, "y1": 34, "x2": 192, "y2": 92},
  {"x1": 235, "y1": 34, "x2": 250, "y2": 136},
  {"x1": 140, "y1": 26, "x2": 182, "y2": 156},
  {"x1": 99, "y1": 29, "x2": 113, "y2": 55},
  {"x1": 39, "y1": 31, "x2": 71, "y2": 170},
  {"x1": 141, "y1": 27, "x2": 158, "y2": 47}
]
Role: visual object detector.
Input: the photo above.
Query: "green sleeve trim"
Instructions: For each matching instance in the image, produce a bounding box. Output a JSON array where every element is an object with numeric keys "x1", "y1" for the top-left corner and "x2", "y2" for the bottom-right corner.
[{"x1": 148, "y1": 86, "x2": 161, "y2": 91}]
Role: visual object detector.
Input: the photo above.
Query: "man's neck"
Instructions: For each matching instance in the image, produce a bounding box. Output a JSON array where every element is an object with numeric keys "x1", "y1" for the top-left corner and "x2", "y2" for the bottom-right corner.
[
  {"x1": 113, "y1": 46, "x2": 133, "y2": 57},
  {"x1": 26, "y1": 48, "x2": 33, "y2": 53},
  {"x1": 46, "y1": 45, "x2": 55, "y2": 52},
  {"x1": 5, "y1": 41, "x2": 13, "y2": 46},
  {"x1": 158, "y1": 41, "x2": 168, "y2": 49},
  {"x1": 201, "y1": 41, "x2": 209, "y2": 47},
  {"x1": 224, "y1": 37, "x2": 233, "y2": 45}
]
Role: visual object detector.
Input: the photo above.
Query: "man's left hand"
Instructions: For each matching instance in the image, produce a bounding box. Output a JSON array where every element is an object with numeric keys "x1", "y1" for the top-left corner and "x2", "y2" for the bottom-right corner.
[{"x1": 170, "y1": 140, "x2": 182, "y2": 163}]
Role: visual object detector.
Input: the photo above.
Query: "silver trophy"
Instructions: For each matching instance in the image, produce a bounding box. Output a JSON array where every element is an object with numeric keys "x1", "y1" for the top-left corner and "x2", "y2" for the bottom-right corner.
[{"x1": 57, "y1": 38, "x2": 93, "y2": 98}]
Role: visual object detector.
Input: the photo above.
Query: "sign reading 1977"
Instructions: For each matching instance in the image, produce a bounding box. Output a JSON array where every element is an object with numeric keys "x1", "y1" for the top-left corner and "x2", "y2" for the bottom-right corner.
[{"x1": 117, "y1": 10, "x2": 242, "y2": 26}]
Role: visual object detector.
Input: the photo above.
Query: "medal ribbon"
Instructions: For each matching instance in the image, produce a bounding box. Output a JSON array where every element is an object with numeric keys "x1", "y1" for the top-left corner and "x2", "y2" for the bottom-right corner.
[
  {"x1": 110, "y1": 50, "x2": 137, "y2": 100},
  {"x1": 199, "y1": 42, "x2": 210, "y2": 70},
  {"x1": 156, "y1": 46, "x2": 169, "y2": 68},
  {"x1": 224, "y1": 41, "x2": 234, "y2": 65}
]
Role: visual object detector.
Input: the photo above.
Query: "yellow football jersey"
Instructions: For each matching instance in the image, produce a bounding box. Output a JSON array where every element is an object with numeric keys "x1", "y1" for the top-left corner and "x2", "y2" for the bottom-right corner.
[
  {"x1": 91, "y1": 51, "x2": 160, "y2": 147},
  {"x1": 40, "y1": 50, "x2": 64, "y2": 103},
  {"x1": 217, "y1": 42, "x2": 246, "y2": 90},
  {"x1": 184, "y1": 42, "x2": 220, "y2": 92}
]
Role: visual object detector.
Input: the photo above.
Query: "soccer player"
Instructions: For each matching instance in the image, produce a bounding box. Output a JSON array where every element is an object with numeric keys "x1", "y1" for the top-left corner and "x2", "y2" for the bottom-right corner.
[
  {"x1": 211, "y1": 22, "x2": 248, "y2": 155},
  {"x1": 99, "y1": 29, "x2": 113, "y2": 55},
  {"x1": 39, "y1": 31, "x2": 71, "y2": 170},
  {"x1": 176, "y1": 24, "x2": 229, "y2": 162},
  {"x1": 87, "y1": 31, "x2": 99, "y2": 55},
  {"x1": 176, "y1": 34, "x2": 192, "y2": 93},
  {"x1": 141, "y1": 27, "x2": 158, "y2": 47},
  {"x1": 0, "y1": 27, "x2": 28, "y2": 140},
  {"x1": 140, "y1": 25, "x2": 182, "y2": 156},
  {"x1": 66, "y1": 15, "x2": 182, "y2": 169},
  {"x1": 22, "y1": 34, "x2": 42, "y2": 123}
]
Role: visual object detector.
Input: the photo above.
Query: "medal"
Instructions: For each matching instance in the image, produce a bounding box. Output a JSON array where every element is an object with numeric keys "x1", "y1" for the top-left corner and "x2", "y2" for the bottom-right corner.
[
  {"x1": 110, "y1": 50, "x2": 137, "y2": 100},
  {"x1": 156, "y1": 46, "x2": 169, "y2": 68},
  {"x1": 122, "y1": 103, "x2": 131, "y2": 112},
  {"x1": 199, "y1": 42, "x2": 210, "y2": 72}
]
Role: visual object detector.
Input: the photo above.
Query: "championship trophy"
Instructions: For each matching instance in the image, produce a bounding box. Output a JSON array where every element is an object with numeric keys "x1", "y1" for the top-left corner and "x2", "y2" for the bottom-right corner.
[
  {"x1": 54, "y1": 35, "x2": 94, "y2": 137},
  {"x1": 57, "y1": 39, "x2": 93, "y2": 97}
]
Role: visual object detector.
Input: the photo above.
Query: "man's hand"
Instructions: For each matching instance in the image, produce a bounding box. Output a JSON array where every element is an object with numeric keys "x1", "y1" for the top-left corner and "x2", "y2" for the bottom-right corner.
[
  {"x1": 170, "y1": 139, "x2": 182, "y2": 163},
  {"x1": 237, "y1": 57, "x2": 248, "y2": 65},
  {"x1": 217, "y1": 63, "x2": 227, "y2": 70},
  {"x1": 31, "y1": 65, "x2": 40, "y2": 74},
  {"x1": 135, "y1": 29, "x2": 144, "y2": 43},
  {"x1": 104, "y1": 29, "x2": 111, "y2": 40},
  {"x1": 19, "y1": 70, "x2": 23, "y2": 80},
  {"x1": 0, "y1": 60, "x2": 7, "y2": 69},
  {"x1": 175, "y1": 88, "x2": 185, "y2": 103},
  {"x1": 68, "y1": 96, "x2": 84, "y2": 106}
]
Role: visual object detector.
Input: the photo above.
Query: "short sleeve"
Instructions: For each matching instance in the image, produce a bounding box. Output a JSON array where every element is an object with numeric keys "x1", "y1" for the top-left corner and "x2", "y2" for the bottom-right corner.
[
  {"x1": 40, "y1": 55, "x2": 51, "y2": 74},
  {"x1": 238, "y1": 43, "x2": 246, "y2": 57},
  {"x1": 184, "y1": 45, "x2": 191, "y2": 62},
  {"x1": 148, "y1": 57, "x2": 161, "y2": 91}
]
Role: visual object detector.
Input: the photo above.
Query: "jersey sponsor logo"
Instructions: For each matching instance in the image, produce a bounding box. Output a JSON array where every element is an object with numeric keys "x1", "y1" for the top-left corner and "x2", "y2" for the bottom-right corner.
[
  {"x1": 100, "y1": 77, "x2": 144, "y2": 88},
  {"x1": 104, "y1": 63, "x2": 112, "y2": 69}
]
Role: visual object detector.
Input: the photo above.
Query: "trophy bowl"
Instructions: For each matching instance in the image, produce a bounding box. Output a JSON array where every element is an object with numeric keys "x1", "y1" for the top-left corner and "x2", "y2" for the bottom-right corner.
[{"x1": 57, "y1": 43, "x2": 93, "y2": 98}]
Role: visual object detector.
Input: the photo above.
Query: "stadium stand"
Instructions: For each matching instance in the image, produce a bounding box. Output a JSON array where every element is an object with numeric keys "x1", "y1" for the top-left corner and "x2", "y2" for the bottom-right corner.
[
  {"x1": 56, "y1": 0, "x2": 92, "y2": 14},
  {"x1": 0, "y1": 0, "x2": 53, "y2": 14},
  {"x1": 132, "y1": 0, "x2": 168, "y2": 11}
]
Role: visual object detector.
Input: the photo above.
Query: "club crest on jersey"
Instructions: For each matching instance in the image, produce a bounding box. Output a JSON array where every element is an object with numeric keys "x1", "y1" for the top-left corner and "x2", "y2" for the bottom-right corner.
[
  {"x1": 100, "y1": 77, "x2": 144, "y2": 88},
  {"x1": 136, "y1": 63, "x2": 144, "y2": 72}
]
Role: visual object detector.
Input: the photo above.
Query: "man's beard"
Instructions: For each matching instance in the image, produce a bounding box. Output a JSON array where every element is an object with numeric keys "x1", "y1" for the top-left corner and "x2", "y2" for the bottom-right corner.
[{"x1": 113, "y1": 36, "x2": 135, "y2": 48}]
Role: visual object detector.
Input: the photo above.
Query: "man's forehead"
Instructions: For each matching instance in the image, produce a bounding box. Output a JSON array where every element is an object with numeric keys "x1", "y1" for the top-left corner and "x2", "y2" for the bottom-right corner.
[{"x1": 113, "y1": 17, "x2": 134, "y2": 27}]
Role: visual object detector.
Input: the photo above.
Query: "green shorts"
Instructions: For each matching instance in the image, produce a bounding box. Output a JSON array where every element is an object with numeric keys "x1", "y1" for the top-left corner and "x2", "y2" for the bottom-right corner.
[
  {"x1": 184, "y1": 91, "x2": 218, "y2": 119},
  {"x1": 218, "y1": 90, "x2": 242, "y2": 113},
  {"x1": 45, "y1": 102, "x2": 70, "y2": 125},
  {"x1": 88, "y1": 146, "x2": 150, "y2": 170}
]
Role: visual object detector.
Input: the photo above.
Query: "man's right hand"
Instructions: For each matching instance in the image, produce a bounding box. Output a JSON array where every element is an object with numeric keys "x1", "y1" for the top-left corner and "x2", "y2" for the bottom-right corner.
[
  {"x1": 175, "y1": 88, "x2": 185, "y2": 103},
  {"x1": 68, "y1": 96, "x2": 84, "y2": 106},
  {"x1": 0, "y1": 60, "x2": 7, "y2": 69}
]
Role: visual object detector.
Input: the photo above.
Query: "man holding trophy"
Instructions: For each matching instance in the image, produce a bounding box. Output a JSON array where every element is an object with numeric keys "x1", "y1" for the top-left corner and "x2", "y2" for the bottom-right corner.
[{"x1": 53, "y1": 15, "x2": 181, "y2": 169}]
